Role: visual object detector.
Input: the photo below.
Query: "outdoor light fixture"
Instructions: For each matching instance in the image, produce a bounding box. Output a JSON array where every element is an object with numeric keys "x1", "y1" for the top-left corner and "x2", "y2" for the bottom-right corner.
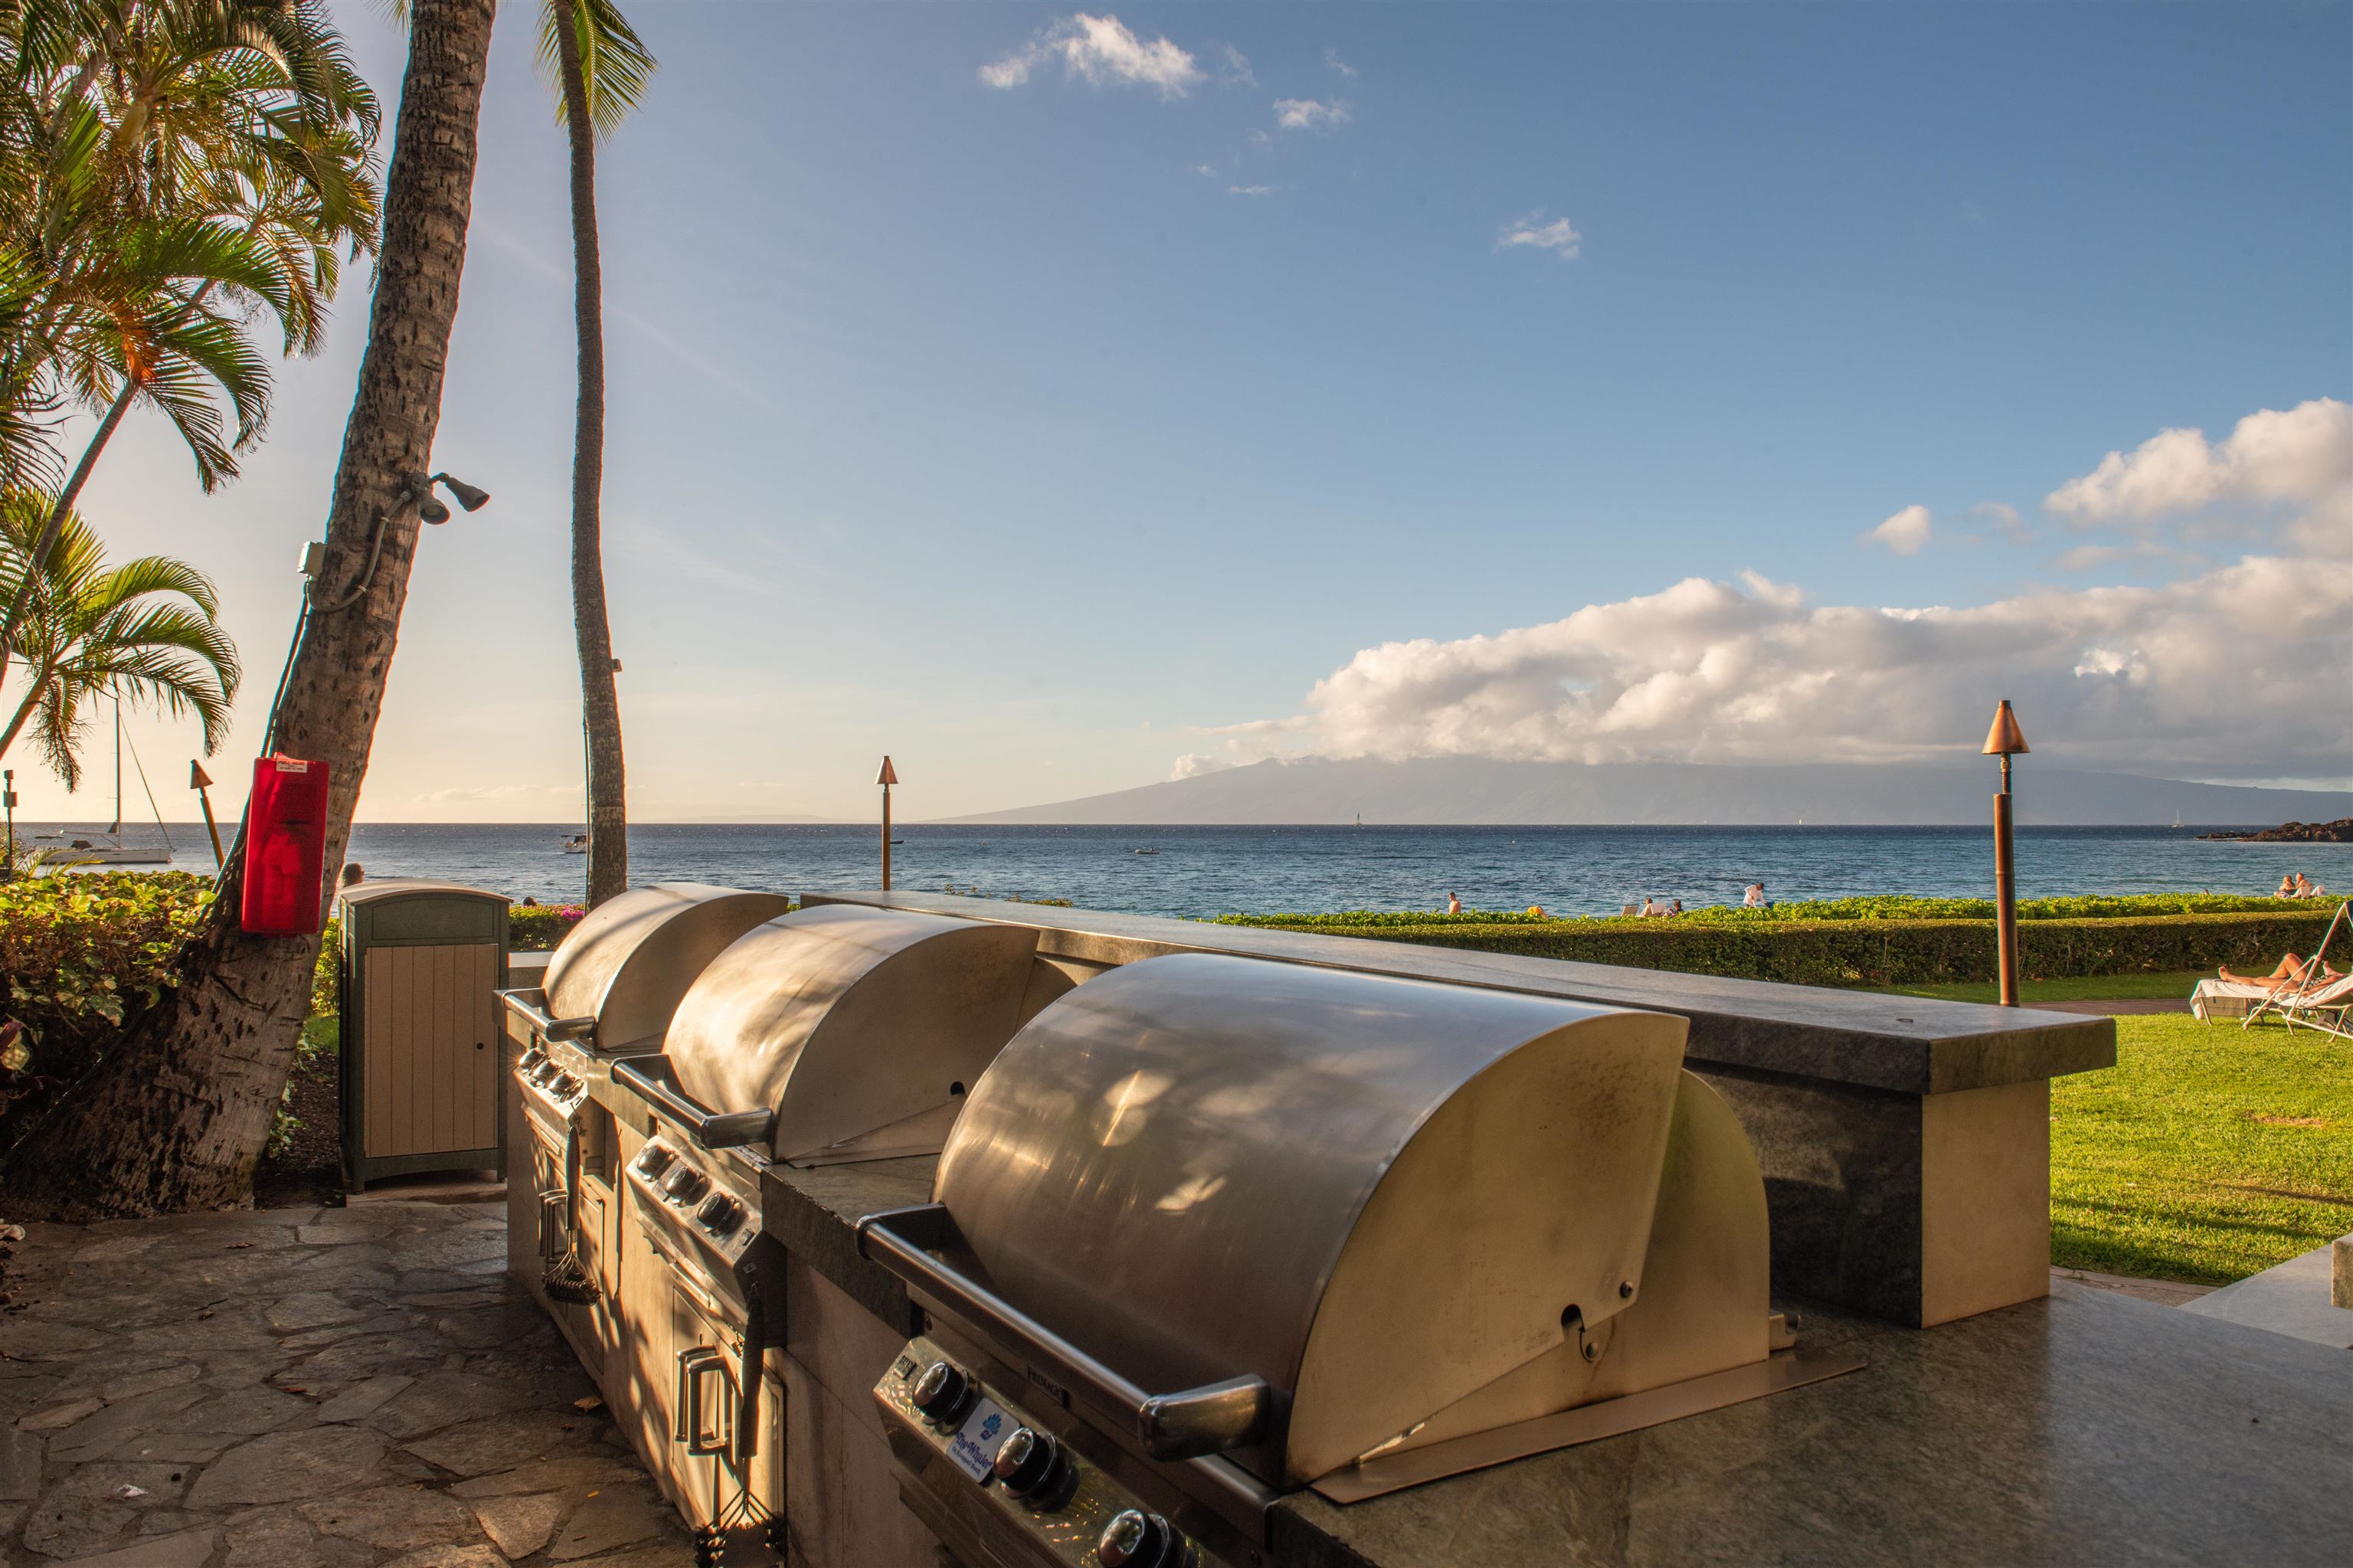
[
  {"x1": 411, "y1": 470, "x2": 490, "y2": 525},
  {"x1": 1982, "y1": 699, "x2": 2030, "y2": 1007},
  {"x1": 433, "y1": 472, "x2": 491, "y2": 512}
]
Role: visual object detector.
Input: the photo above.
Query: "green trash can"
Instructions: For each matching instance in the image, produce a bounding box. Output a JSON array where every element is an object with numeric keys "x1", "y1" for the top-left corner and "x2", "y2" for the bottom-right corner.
[{"x1": 337, "y1": 878, "x2": 511, "y2": 1190}]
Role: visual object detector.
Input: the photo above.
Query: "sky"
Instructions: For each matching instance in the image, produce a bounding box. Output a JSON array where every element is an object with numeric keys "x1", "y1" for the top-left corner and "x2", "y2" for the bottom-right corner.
[{"x1": 10, "y1": 2, "x2": 2351, "y2": 827}]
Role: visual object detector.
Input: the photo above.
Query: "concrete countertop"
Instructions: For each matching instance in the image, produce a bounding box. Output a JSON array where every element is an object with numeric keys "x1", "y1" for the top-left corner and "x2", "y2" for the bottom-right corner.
[
  {"x1": 804, "y1": 891, "x2": 2114, "y2": 1095},
  {"x1": 762, "y1": 1157, "x2": 2352, "y2": 1568}
]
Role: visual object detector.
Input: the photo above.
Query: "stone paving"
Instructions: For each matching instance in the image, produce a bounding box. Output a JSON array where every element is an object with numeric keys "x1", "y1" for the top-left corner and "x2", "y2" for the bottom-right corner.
[{"x1": 1, "y1": 1200, "x2": 695, "y2": 1566}]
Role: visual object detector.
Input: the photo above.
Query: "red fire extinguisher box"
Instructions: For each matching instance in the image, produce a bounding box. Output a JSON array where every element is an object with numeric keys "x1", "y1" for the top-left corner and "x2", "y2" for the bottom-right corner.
[{"x1": 242, "y1": 755, "x2": 331, "y2": 935}]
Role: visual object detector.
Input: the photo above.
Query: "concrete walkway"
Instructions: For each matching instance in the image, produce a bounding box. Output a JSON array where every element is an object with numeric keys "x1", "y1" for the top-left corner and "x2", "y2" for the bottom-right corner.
[{"x1": 2, "y1": 1200, "x2": 694, "y2": 1566}]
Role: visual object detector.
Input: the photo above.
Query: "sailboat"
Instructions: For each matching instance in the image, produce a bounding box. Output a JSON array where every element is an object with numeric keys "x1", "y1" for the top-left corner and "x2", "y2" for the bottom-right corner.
[{"x1": 32, "y1": 700, "x2": 173, "y2": 866}]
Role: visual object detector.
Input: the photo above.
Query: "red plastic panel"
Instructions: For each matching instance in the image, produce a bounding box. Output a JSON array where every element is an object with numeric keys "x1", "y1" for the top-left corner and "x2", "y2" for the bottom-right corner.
[{"x1": 241, "y1": 755, "x2": 331, "y2": 935}]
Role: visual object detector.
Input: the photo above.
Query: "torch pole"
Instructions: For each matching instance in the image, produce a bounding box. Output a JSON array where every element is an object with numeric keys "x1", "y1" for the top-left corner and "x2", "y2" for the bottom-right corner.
[
  {"x1": 1995, "y1": 755, "x2": 2019, "y2": 1007},
  {"x1": 881, "y1": 780, "x2": 892, "y2": 892},
  {"x1": 191, "y1": 761, "x2": 225, "y2": 870}
]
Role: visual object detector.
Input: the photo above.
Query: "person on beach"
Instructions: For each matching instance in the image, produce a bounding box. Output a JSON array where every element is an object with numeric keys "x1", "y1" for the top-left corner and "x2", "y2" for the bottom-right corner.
[
  {"x1": 1743, "y1": 882, "x2": 1767, "y2": 908},
  {"x1": 2219, "y1": 951, "x2": 2342, "y2": 990},
  {"x1": 1641, "y1": 895, "x2": 1674, "y2": 918},
  {"x1": 339, "y1": 863, "x2": 364, "y2": 888},
  {"x1": 2275, "y1": 875, "x2": 2298, "y2": 898},
  {"x1": 2295, "y1": 872, "x2": 2326, "y2": 898},
  {"x1": 1446, "y1": 891, "x2": 1462, "y2": 915}
]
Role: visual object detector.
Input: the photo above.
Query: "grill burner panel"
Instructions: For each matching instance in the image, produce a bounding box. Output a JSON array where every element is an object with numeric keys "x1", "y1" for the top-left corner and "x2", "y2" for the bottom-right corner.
[{"x1": 878, "y1": 1337, "x2": 1238, "y2": 1568}]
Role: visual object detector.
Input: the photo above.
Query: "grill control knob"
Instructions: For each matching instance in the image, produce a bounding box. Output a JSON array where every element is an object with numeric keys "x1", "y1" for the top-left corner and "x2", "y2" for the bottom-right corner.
[
  {"x1": 990, "y1": 1427, "x2": 1072, "y2": 1505},
  {"x1": 663, "y1": 1166, "x2": 709, "y2": 1205},
  {"x1": 909, "y1": 1360, "x2": 977, "y2": 1426},
  {"x1": 519, "y1": 1046, "x2": 546, "y2": 1072},
  {"x1": 633, "y1": 1146, "x2": 674, "y2": 1180},
  {"x1": 1097, "y1": 1511, "x2": 1189, "y2": 1568},
  {"x1": 695, "y1": 1194, "x2": 743, "y2": 1236},
  {"x1": 554, "y1": 1073, "x2": 582, "y2": 1098}
]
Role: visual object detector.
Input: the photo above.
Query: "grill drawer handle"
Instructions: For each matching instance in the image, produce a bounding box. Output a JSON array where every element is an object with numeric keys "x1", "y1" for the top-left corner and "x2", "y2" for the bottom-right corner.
[
  {"x1": 859, "y1": 1204, "x2": 1273, "y2": 1462},
  {"x1": 612, "y1": 1055, "x2": 774, "y2": 1151},
  {"x1": 498, "y1": 988, "x2": 596, "y2": 1043},
  {"x1": 676, "y1": 1345, "x2": 732, "y2": 1456}
]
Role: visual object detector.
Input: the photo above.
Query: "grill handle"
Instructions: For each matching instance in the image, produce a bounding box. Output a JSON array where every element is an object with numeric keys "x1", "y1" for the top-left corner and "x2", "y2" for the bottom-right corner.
[
  {"x1": 611, "y1": 1054, "x2": 774, "y2": 1151},
  {"x1": 496, "y1": 987, "x2": 596, "y2": 1043},
  {"x1": 859, "y1": 1203, "x2": 1273, "y2": 1462}
]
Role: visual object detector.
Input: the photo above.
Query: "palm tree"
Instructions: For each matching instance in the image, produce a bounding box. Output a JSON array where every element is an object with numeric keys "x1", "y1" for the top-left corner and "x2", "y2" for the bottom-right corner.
[
  {"x1": 0, "y1": 487, "x2": 237, "y2": 786},
  {"x1": 2, "y1": 0, "x2": 498, "y2": 1220},
  {"x1": 0, "y1": 0, "x2": 381, "y2": 693},
  {"x1": 543, "y1": 0, "x2": 653, "y2": 907}
]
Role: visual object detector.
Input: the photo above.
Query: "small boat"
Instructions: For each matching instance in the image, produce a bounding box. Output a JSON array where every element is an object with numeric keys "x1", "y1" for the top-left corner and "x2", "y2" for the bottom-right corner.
[
  {"x1": 561, "y1": 834, "x2": 589, "y2": 854},
  {"x1": 35, "y1": 701, "x2": 172, "y2": 866},
  {"x1": 1134, "y1": 847, "x2": 1159, "y2": 856}
]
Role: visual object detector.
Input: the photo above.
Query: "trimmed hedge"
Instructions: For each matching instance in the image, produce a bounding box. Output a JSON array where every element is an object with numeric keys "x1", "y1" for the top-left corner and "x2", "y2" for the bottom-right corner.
[
  {"x1": 1217, "y1": 892, "x2": 2306, "y2": 928},
  {"x1": 1225, "y1": 908, "x2": 2347, "y2": 989}
]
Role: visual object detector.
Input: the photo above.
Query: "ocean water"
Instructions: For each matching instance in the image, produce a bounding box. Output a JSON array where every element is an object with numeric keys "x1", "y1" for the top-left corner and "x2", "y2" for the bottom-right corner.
[{"x1": 28, "y1": 822, "x2": 2347, "y2": 920}]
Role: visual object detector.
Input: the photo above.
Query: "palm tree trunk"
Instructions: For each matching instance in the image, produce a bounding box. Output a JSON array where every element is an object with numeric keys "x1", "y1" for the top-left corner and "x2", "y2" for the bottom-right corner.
[
  {"x1": 554, "y1": 10, "x2": 628, "y2": 908},
  {"x1": 0, "y1": 0, "x2": 500, "y2": 1220}
]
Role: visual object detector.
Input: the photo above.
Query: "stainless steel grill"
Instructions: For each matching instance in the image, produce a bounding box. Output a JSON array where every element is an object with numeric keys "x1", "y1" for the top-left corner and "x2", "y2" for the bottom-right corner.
[
  {"x1": 514, "y1": 882, "x2": 794, "y2": 1056},
  {"x1": 862, "y1": 953, "x2": 1860, "y2": 1568},
  {"x1": 614, "y1": 903, "x2": 1044, "y2": 1166},
  {"x1": 589, "y1": 902, "x2": 1046, "y2": 1560}
]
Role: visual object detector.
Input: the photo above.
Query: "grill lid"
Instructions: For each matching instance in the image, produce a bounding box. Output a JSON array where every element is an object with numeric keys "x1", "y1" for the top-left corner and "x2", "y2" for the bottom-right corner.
[
  {"x1": 542, "y1": 882, "x2": 792, "y2": 1053},
  {"x1": 663, "y1": 905, "x2": 1040, "y2": 1164},
  {"x1": 931, "y1": 952, "x2": 1689, "y2": 1485}
]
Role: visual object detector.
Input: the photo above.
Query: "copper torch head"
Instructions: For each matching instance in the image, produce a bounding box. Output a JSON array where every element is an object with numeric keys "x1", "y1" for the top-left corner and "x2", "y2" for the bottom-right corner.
[
  {"x1": 875, "y1": 755, "x2": 899, "y2": 787},
  {"x1": 1982, "y1": 699, "x2": 2029, "y2": 757}
]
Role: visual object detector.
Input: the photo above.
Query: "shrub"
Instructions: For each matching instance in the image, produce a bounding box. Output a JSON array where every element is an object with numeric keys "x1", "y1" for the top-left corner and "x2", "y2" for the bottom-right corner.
[
  {"x1": 0, "y1": 871, "x2": 213, "y2": 1111},
  {"x1": 510, "y1": 903, "x2": 586, "y2": 951},
  {"x1": 1223, "y1": 908, "x2": 2345, "y2": 989}
]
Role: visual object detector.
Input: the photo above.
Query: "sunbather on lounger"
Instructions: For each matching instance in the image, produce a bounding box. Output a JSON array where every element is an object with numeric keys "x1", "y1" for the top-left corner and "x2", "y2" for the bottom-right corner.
[{"x1": 2218, "y1": 952, "x2": 2344, "y2": 990}]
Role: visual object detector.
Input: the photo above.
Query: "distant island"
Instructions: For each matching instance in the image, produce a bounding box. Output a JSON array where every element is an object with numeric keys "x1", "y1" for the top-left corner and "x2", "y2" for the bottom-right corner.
[
  {"x1": 941, "y1": 757, "x2": 2353, "y2": 827},
  {"x1": 2198, "y1": 818, "x2": 2353, "y2": 843}
]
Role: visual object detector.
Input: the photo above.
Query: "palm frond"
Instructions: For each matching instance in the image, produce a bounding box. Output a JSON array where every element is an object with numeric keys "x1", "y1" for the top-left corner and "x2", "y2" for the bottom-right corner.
[{"x1": 538, "y1": 0, "x2": 658, "y2": 142}]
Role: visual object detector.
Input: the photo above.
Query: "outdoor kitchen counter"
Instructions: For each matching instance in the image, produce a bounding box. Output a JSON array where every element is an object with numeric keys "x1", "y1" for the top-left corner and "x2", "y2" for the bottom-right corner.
[
  {"x1": 764, "y1": 1156, "x2": 2353, "y2": 1568},
  {"x1": 803, "y1": 891, "x2": 2114, "y2": 1328}
]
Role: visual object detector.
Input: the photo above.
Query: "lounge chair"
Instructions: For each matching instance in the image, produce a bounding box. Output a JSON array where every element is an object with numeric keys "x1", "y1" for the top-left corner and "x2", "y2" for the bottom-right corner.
[{"x1": 2206, "y1": 901, "x2": 2353, "y2": 1041}]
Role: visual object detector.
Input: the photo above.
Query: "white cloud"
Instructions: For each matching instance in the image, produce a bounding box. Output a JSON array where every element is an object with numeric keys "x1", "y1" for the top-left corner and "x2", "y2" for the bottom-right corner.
[
  {"x1": 2047, "y1": 398, "x2": 2352, "y2": 525},
  {"x1": 1273, "y1": 97, "x2": 1350, "y2": 130},
  {"x1": 1169, "y1": 753, "x2": 1235, "y2": 781},
  {"x1": 1217, "y1": 44, "x2": 1256, "y2": 87},
  {"x1": 1193, "y1": 164, "x2": 1216, "y2": 177},
  {"x1": 980, "y1": 14, "x2": 1206, "y2": 98},
  {"x1": 1228, "y1": 185, "x2": 1272, "y2": 197},
  {"x1": 1976, "y1": 500, "x2": 2031, "y2": 545},
  {"x1": 1495, "y1": 212, "x2": 1582, "y2": 260},
  {"x1": 1325, "y1": 47, "x2": 1357, "y2": 77},
  {"x1": 1862, "y1": 504, "x2": 1933, "y2": 556},
  {"x1": 1192, "y1": 404, "x2": 2353, "y2": 782}
]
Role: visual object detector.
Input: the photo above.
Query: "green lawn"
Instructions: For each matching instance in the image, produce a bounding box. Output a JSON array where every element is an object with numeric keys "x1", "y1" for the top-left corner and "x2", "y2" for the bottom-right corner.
[
  {"x1": 1890, "y1": 971, "x2": 2207, "y2": 1004},
  {"x1": 2049, "y1": 1013, "x2": 2351, "y2": 1284}
]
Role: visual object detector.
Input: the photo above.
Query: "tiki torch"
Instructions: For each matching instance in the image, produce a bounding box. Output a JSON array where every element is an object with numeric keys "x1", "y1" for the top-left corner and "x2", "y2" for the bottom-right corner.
[
  {"x1": 876, "y1": 755, "x2": 898, "y2": 892},
  {"x1": 190, "y1": 761, "x2": 225, "y2": 870},
  {"x1": 1982, "y1": 700, "x2": 2030, "y2": 1007}
]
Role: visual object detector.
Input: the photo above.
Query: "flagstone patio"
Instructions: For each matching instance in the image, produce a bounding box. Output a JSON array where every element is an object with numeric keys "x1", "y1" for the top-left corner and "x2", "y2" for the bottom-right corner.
[{"x1": 1, "y1": 1199, "x2": 695, "y2": 1566}]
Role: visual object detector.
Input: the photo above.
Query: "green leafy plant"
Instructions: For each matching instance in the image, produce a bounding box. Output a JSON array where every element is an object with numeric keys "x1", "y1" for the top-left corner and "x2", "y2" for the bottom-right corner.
[
  {"x1": 0, "y1": 870, "x2": 212, "y2": 1118},
  {"x1": 510, "y1": 904, "x2": 587, "y2": 951}
]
